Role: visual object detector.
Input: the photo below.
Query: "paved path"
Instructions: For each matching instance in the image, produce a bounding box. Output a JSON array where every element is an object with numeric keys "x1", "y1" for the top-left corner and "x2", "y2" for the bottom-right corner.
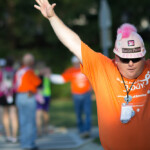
[{"x1": 0, "y1": 125, "x2": 103, "y2": 150}]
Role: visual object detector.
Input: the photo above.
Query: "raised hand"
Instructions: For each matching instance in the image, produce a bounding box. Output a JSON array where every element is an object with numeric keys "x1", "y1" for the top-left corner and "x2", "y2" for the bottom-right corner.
[
  {"x1": 34, "y1": 0, "x2": 82, "y2": 61},
  {"x1": 34, "y1": 0, "x2": 56, "y2": 19}
]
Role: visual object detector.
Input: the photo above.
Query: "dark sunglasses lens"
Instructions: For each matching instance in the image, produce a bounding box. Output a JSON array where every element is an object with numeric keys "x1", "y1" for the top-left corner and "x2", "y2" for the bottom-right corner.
[
  {"x1": 132, "y1": 58, "x2": 142, "y2": 63},
  {"x1": 120, "y1": 58, "x2": 129, "y2": 63},
  {"x1": 120, "y1": 58, "x2": 142, "y2": 63}
]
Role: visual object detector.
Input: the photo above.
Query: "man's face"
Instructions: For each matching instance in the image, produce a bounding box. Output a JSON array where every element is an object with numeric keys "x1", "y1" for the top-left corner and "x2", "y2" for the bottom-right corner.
[{"x1": 115, "y1": 55, "x2": 145, "y2": 79}]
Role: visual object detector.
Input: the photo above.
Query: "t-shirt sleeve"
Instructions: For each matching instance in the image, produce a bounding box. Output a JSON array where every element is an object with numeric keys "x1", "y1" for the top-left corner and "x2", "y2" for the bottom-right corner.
[
  {"x1": 28, "y1": 70, "x2": 41, "y2": 87},
  {"x1": 80, "y1": 41, "x2": 113, "y2": 88},
  {"x1": 62, "y1": 68, "x2": 72, "y2": 82}
]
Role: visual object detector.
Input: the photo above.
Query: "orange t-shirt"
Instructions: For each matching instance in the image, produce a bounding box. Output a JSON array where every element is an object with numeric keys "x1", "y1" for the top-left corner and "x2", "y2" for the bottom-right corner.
[
  {"x1": 62, "y1": 67, "x2": 91, "y2": 94},
  {"x1": 81, "y1": 41, "x2": 150, "y2": 150},
  {"x1": 15, "y1": 67, "x2": 41, "y2": 93}
]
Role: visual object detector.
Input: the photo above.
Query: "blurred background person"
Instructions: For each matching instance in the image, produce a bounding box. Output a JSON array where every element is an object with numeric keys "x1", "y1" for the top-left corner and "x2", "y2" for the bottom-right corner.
[
  {"x1": 15, "y1": 53, "x2": 41, "y2": 150},
  {"x1": 36, "y1": 67, "x2": 52, "y2": 137},
  {"x1": 0, "y1": 57, "x2": 18, "y2": 143},
  {"x1": 50, "y1": 56, "x2": 92, "y2": 138},
  {"x1": 0, "y1": 58, "x2": 6, "y2": 136}
]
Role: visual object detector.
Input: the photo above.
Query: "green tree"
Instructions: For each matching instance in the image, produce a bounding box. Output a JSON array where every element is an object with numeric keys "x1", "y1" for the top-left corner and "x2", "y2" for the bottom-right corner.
[{"x1": 0, "y1": 0, "x2": 149, "y2": 70}]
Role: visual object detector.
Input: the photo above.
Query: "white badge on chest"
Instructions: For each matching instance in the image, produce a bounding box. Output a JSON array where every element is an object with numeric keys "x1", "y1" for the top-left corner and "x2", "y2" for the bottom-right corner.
[{"x1": 120, "y1": 103, "x2": 135, "y2": 123}]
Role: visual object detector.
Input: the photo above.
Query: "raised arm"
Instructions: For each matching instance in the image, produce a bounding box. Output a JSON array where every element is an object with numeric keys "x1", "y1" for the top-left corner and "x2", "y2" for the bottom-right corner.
[{"x1": 34, "y1": 0, "x2": 82, "y2": 62}]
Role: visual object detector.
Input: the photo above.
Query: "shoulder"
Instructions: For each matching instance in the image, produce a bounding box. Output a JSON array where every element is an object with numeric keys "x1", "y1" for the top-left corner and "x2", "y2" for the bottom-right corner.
[
  {"x1": 63, "y1": 67, "x2": 75, "y2": 73},
  {"x1": 81, "y1": 41, "x2": 112, "y2": 63}
]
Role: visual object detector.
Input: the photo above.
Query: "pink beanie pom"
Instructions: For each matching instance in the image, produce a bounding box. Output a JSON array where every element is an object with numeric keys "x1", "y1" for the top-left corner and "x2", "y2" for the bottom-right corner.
[{"x1": 117, "y1": 23, "x2": 137, "y2": 38}]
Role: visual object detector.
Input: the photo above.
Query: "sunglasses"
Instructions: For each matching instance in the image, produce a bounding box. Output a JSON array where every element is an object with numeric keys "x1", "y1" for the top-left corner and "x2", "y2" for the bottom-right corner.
[{"x1": 119, "y1": 57, "x2": 143, "y2": 63}]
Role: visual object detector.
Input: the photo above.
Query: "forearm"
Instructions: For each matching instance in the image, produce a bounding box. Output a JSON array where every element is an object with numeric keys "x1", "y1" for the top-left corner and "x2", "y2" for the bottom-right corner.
[
  {"x1": 50, "y1": 74, "x2": 65, "y2": 84},
  {"x1": 48, "y1": 13, "x2": 82, "y2": 62}
]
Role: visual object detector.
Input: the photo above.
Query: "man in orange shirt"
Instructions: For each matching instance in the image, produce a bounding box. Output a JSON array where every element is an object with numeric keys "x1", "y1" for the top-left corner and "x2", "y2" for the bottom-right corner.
[
  {"x1": 50, "y1": 56, "x2": 92, "y2": 137},
  {"x1": 15, "y1": 53, "x2": 41, "y2": 150},
  {"x1": 34, "y1": 1, "x2": 150, "y2": 149}
]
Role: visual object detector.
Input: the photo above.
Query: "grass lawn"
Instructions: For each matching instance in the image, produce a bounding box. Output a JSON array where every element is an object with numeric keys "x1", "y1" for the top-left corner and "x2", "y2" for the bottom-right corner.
[{"x1": 50, "y1": 97, "x2": 98, "y2": 128}]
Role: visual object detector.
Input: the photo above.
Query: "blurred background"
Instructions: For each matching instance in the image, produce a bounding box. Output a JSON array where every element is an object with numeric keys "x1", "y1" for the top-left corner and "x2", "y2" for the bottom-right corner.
[{"x1": 0, "y1": 0, "x2": 150, "y2": 128}]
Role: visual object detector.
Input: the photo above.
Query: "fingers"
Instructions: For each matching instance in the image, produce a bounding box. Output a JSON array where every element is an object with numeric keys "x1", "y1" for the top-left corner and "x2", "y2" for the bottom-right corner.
[
  {"x1": 39, "y1": 0, "x2": 46, "y2": 5},
  {"x1": 44, "y1": 0, "x2": 50, "y2": 5},
  {"x1": 51, "y1": 3, "x2": 56, "y2": 9},
  {"x1": 35, "y1": 0, "x2": 42, "y2": 6},
  {"x1": 38, "y1": 0, "x2": 43, "y2": 4},
  {"x1": 34, "y1": 5, "x2": 41, "y2": 11}
]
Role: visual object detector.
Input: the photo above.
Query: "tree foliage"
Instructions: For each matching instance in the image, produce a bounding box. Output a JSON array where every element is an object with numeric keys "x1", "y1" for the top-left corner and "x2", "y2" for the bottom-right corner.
[{"x1": 0, "y1": 0, "x2": 149, "y2": 72}]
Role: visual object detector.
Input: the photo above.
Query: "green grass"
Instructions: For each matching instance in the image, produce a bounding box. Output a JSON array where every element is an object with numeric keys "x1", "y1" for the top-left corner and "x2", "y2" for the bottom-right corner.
[{"x1": 49, "y1": 97, "x2": 98, "y2": 128}]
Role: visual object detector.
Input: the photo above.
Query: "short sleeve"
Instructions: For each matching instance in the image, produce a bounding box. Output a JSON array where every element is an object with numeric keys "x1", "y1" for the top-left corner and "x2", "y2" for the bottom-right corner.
[{"x1": 80, "y1": 41, "x2": 114, "y2": 88}]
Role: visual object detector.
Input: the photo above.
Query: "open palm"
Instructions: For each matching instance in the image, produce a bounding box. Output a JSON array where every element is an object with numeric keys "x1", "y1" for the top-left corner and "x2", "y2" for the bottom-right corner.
[{"x1": 34, "y1": 0, "x2": 56, "y2": 19}]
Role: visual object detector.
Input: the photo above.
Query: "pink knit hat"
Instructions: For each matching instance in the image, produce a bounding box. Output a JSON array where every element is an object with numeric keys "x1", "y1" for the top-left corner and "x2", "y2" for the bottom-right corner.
[{"x1": 113, "y1": 23, "x2": 146, "y2": 58}]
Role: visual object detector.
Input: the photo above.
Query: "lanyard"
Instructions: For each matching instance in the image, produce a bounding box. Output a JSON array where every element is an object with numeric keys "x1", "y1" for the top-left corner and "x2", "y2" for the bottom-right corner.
[{"x1": 120, "y1": 74, "x2": 136, "y2": 104}]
